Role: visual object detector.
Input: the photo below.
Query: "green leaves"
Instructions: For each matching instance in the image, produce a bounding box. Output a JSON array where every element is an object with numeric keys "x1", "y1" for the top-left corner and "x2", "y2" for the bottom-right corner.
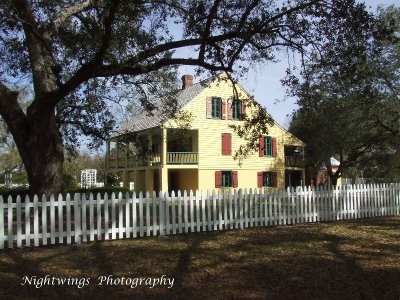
[{"x1": 287, "y1": 6, "x2": 400, "y2": 181}]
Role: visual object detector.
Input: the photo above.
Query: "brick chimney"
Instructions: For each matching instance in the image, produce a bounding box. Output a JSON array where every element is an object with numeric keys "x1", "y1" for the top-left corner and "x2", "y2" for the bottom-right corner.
[{"x1": 181, "y1": 74, "x2": 193, "y2": 89}]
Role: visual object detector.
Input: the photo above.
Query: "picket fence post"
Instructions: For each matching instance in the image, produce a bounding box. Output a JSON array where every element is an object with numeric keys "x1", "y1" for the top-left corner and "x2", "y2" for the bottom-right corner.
[{"x1": 7, "y1": 196, "x2": 13, "y2": 248}]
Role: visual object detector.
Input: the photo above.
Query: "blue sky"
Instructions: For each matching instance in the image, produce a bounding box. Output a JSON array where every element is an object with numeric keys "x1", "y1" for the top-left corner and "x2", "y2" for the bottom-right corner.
[{"x1": 178, "y1": 0, "x2": 399, "y2": 128}]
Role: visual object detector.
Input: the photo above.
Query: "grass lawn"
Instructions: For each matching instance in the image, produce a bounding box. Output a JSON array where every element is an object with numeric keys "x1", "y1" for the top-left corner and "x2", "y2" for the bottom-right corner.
[{"x1": 0, "y1": 216, "x2": 399, "y2": 300}]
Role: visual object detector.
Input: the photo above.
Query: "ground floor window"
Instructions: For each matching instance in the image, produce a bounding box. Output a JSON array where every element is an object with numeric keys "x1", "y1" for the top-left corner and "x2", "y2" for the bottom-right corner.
[
  {"x1": 222, "y1": 171, "x2": 233, "y2": 187},
  {"x1": 257, "y1": 171, "x2": 277, "y2": 188},
  {"x1": 263, "y1": 172, "x2": 273, "y2": 187},
  {"x1": 215, "y1": 170, "x2": 238, "y2": 188}
]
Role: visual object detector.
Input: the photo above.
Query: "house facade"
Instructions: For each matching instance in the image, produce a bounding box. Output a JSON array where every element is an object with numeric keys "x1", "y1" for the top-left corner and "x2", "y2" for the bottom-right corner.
[{"x1": 106, "y1": 73, "x2": 305, "y2": 193}]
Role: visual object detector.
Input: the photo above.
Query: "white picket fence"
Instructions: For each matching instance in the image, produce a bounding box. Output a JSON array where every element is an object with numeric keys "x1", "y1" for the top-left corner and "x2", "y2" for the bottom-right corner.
[{"x1": 1, "y1": 183, "x2": 400, "y2": 249}]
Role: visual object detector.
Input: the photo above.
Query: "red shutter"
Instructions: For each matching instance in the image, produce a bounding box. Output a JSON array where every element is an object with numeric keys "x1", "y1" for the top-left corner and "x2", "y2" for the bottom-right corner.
[
  {"x1": 233, "y1": 171, "x2": 238, "y2": 188},
  {"x1": 272, "y1": 172, "x2": 278, "y2": 187},
  {"x1": 257, "y1": 172, "x2": 263, "y2": 188},
  {"x1": 206, "y1": 97, "x2": 212, "y2": 119},
  {"x1": 222, "y1": 134, "x2": 226, "y2": 155},
  {"x1": 272, "y1": 137, "x2": 277, "y2": 157},
  {"x1": 227, "y1": 99, "x2": 233, "y2": 120},
  {"x1": 221, "y1": 98, "x2": 226, "y2": 120},
  {"x1": 215, "y1": 171, "x2": 222, "y2": 188},
  {"x1": 242, "y1": 101, "x2": 246, "y2": 119},
  {"x1": 227, "y1": 134, "x2": 231, "y2": 155},
  {"x1": 222, "y1": 133, "x2": 231, "y2": 155},
  {"x1": 259, "y1": 136, "x2": 265, "y2": 157}
]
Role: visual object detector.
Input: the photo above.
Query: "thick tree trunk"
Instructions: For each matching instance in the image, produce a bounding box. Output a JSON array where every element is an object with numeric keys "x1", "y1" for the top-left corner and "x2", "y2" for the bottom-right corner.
[
  {"x1": 23, "y1": 115, "x2": 65, "y2": 196},
  {"x1": 18, "y1": 110, "x2": 64, "y2": 196},
  {"x1": 0, "y1": 83, "x2": 65, "y2": 196}
]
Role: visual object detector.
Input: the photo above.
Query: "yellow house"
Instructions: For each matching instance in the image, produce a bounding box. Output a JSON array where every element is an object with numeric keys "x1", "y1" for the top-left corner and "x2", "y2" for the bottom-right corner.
[{"x1": 106, "y1": 73, "x2": 305, "y2": 193}]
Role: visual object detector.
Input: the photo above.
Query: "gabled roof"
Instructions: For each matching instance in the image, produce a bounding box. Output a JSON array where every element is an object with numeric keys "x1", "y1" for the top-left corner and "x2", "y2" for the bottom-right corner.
[{"x1": 115, "y1": 79, "x2": 209, "y2": 135}]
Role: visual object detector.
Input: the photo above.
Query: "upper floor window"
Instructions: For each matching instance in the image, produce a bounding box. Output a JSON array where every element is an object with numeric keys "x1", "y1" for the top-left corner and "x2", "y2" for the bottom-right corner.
[
  {"x1": 232, "y1": 99, "x2": 242, "y2": 120},
  {"x1": 212, "y1": 97, "x2": 221, "y2": 118},
  {"x1": 264, "y1": 136, "x2": 273, "y2": 156},
  {"x1": 259, "y1": 136, "x2": 277, "y2": 157},
  {"x1": 207, "y1": 96, "x2": 225, "y2": 119}
]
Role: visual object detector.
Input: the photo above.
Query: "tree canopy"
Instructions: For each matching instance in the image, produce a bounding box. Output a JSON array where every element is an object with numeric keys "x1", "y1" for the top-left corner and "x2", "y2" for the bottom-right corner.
[
  {"x1": 0, "y1": 0, "x2": 373, "y2": 194},
  {"x1": 286, "y1": 5, "x2": 400, "y2": 184}
]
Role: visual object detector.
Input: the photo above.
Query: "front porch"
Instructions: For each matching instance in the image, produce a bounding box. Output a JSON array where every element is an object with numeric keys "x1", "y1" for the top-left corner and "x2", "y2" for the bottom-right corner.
[
  {"x1": 106, "y1": 127, "x2": 199, "y2": 169},
  {"x1": 118, "y1": 168, "x2": 199, "y2": 194}
]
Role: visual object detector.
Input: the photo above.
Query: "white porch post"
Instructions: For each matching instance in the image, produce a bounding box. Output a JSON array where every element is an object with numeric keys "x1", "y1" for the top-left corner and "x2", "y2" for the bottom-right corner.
[{"x1": 161, "y1": 127, "x2": 168, "y2": 192}]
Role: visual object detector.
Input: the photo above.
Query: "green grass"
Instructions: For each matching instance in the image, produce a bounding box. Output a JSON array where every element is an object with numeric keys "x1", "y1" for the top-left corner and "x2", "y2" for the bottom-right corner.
[{"x1": 1, "y1": 216, "x2": 400, "y2": 299}]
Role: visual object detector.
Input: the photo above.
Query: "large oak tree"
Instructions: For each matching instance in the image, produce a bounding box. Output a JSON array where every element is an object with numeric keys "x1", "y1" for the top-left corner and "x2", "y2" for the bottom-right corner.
[
  {"x1": 286, "y1": 6, "x2": 400, "y2": 184},
  {"x1": 0, "y1": 0, "x2": 370, "y2": 195}
]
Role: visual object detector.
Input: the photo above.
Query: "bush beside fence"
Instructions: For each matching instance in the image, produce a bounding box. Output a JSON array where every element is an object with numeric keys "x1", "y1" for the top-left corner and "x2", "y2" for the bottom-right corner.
[{"x1": 1, "y1": 183, "x2": 399, "y2": 249}]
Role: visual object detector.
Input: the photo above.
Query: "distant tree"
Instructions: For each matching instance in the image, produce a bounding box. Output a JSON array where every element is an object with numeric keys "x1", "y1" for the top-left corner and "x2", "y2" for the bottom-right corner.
[
  {"x1": 0, "y1": 0, "x2": 372, "y2": 194},
  {"x1": 0, "y1": 117, "x2": 26, "y2": 185},
  {"x1": 105, "y1": 172, "x2": 120, "y2": 188},
  {"x1": 64, "y1": 151, "x2": 105, "y2": 186},
  {"x1": 285, "y1": 6, "x2": 400, "y2": 184}
]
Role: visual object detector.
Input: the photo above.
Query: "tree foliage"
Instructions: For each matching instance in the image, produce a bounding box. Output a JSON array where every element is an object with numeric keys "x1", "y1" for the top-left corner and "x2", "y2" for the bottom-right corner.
[
  {"x1": 286, "y1": 6, "x2": 400, "y2": 183},
  {"x1": 0, "y1": 0, "x2": 373, "y2": 194}
]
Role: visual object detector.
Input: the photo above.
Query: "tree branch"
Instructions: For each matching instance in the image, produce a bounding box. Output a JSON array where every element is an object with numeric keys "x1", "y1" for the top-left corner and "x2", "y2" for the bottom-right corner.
[
  {"x1": 198, "y1": 0, "x2": 222, "y2": 61},
  {"x1": 52, "y1": 0, "x2": 98, "y2": 30},
  {"x1": 0, "y1": 83, "x2": 29, "y2": 151}
]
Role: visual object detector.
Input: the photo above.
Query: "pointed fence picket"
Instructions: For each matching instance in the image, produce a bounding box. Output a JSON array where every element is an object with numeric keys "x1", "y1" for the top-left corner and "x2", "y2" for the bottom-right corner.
[{"x1": 1, "y1": 183, "x2": 400, "y2": 249}]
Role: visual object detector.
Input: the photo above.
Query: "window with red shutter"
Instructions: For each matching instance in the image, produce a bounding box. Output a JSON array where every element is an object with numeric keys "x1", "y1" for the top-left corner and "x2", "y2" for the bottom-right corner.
[
  {"x1": 221, "y1": 133, "x2": 231, "y2": 155},
  {"x1": 232, "y1": 171, "x2": 238, "y2": 188},
  {"x1": 259, "y1": 136, "x2": 265, "y2": 157},
  {"x1": 221, "y1": 99, "x2": 226, "y2": 120},
  {"x1": 242, "y1": 101, "x2": 246, "y2": 119},
  {"x1": 272, "y1": 137, "x2": 277, "y2": 157},
  {"x1": 206, "y1": 97, "x2": 212, "y2": 119},
  {"x1": 227, "y1": 99, "x2": 233, "y2": 120},
  {"x1": 215, "y1": 171, "x2": 222, "y2": 188},
  {"x1": 260, "y1": 136, "x2": 273, "y2": 157},
  {"x1": 259, "y1": 171, "x2": 276, "y2": 187},
  {"x1": 257, "y1": 172, "x2": 263, "y2": 188}
]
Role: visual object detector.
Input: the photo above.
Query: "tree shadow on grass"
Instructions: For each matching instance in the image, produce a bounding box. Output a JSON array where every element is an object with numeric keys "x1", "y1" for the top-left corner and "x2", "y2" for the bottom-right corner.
[
  {"x1": 0, "y1": 217, "x2": 399, "y2": 299},
  {"x1": 0, "y1": 247, "x2": 78, "y2": 299}
]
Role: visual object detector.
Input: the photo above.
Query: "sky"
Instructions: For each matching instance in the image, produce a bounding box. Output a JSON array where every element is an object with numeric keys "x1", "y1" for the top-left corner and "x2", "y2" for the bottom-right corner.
[{"x1": 177, "y1": 0, "x2": 399, "y2": 129}]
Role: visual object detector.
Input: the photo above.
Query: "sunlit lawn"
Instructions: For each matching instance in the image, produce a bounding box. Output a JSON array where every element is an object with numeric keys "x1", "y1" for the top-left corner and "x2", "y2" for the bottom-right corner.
[{"x1": 0, "y1": 216, "x2": 399, "y2": 299}]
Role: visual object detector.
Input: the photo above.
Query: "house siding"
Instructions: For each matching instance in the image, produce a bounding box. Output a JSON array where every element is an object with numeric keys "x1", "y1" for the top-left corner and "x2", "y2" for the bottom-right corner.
[{"x1": 166, "y1": 74, "x2": 303, "y2": 189}]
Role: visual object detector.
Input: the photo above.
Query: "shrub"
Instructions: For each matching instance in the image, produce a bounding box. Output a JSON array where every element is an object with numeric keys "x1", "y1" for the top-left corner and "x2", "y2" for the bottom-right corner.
[
  {"x1": 0, "y1": 187, "x2": 30, "y2": 201},
  {"x1": 65, "y1": 186, "x2": 130, "y2": 197}
]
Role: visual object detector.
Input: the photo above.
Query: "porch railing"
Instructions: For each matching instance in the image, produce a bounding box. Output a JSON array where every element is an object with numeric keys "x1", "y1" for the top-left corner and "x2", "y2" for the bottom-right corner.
[
  {"x1": 285, "y1": 156, "x2": 305, "y2": 168},
  {"x1": 167, "y1": 152, "x2": 198, "y2": 165},
  {"x1": 108, "y1": 152, "x2": 198, "y2": 168}
]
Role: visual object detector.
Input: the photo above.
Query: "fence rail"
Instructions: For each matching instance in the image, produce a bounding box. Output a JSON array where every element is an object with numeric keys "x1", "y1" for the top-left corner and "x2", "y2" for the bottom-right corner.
[{"x1": 1, "y1": 183, "x2": 399, "y2": 249}]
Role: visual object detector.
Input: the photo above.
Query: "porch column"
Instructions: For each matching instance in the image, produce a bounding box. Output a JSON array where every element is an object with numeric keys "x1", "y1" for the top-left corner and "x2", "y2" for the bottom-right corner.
[
  {"x1": 160, "y1": 167, "x2": 168, "y2": 192},
  {"x1": 161, "y1": 127, "x2": 167, "y2": 166}
]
